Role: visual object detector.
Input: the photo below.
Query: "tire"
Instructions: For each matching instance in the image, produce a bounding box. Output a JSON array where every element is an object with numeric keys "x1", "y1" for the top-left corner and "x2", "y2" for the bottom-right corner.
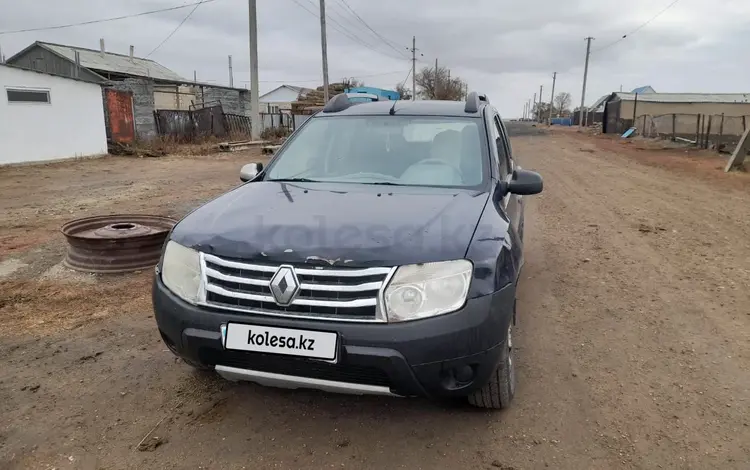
[{"x1": 467, "y1": 324, "x2": 515, "y2": 409}]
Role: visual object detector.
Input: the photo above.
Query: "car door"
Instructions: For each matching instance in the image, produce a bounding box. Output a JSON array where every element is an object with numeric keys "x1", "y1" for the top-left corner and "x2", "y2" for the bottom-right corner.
[{"x1": 490, "y1": 110, "x2": 525, "y2": 271}]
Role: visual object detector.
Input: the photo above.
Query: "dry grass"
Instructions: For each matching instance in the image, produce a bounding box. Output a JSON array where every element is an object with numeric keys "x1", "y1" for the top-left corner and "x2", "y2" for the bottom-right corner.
[
  {"x1": 0, "y1": 273, "x2": 152, "y2": 337},
  {"x1": 260, "y1": 126, "x2": 291, "y2": 141}
]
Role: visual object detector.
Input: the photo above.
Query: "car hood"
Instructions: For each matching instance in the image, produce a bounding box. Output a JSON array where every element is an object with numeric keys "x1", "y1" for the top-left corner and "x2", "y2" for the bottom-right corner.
[{"x1": 171, "y1": 181, "x2": 489, "y2": 267}]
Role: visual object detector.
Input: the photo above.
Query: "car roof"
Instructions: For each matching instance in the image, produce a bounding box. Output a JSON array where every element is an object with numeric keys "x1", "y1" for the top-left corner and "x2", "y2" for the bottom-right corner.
[{"x1": 317, "y1": 99, "x2": 486, "y2": 118}]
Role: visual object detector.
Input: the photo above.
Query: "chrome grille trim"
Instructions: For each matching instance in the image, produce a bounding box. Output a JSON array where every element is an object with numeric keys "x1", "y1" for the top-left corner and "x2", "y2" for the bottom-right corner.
[
  {"x1": 204, "y1": 266, "x2": 382, "y2": 293},
  {"x1": 300, "y1": 281, "x2": 382, "y2": 292},
  {"x1": 204, "y1": 267, "x2": 270, "y2": 286},
  {"x1": 204, "y1": 253, "x2": 391, "y2": 277},
  {"x1": 199, "y1": 253, "x2": 396, "y2": 323},
  {"x1": 205, "y1": 283, "x2": 378, "y2": 308}
]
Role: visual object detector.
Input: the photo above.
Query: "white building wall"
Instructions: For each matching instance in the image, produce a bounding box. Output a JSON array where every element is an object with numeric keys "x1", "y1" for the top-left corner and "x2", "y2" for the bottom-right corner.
[
  {"x1": 259, "y1": 86, "x2": 302, "y2": 112},
  {"x1": 0, "y1": 66, "x2": 108, "y2": 165}
]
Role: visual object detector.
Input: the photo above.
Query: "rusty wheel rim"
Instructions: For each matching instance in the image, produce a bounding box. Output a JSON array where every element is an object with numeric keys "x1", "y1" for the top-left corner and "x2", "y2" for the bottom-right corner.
[{"x1": 61, "y1": 214, "x2": 177, "y2": 273}]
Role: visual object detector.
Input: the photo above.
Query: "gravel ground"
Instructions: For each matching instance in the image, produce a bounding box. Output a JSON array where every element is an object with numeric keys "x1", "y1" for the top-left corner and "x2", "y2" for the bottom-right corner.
[{"x1": 1, "y1": 129, "x2": 749, "y2": 469}]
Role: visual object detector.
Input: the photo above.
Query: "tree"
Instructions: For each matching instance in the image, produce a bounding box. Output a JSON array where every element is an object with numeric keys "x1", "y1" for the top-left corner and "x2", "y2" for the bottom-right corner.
[
  {"x1": 341, "y1": 77, "x2": 365, "y2": 89},
  {"x1": 414, "y1": 65, "x2": 467, "y2": 101},
  {"x1": 394, "y1": 82, "x2": 412, "y2": 100},
  {"x1": 554, "y1": 92, "x2": 572, "y2": 117},
  {"x1": 531, "y1": 102, "x2": 551, "y2": 122}
]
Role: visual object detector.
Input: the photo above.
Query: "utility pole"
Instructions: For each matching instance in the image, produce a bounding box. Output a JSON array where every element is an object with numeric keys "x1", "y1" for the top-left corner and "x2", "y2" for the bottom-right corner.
[
  {"x1": 407, "y1": 36, "x2": 421, "y2": 101},
  {"x1": 523, "y1": 102, "x2": 527, "y2": 120},
  {"x1": 548, "y1": 72, "x2": 557, "y2": 123},
  {"x1": 319, "y1": 0, "x2": 330, "y2": 103},
  {"x1": 248, "y1": 0, "x2": 260, "y2": 140},
  {"x1": 538, "y1": 85, "x2": 543, "y2": 123},
  {"x1": 579, "y1": 37, "x2": 594, "y2": 127},
  {"x1": 448, "y1": 68, "x2": 451, "y2": 98},
  {"x1": 532, "y1": 92, "x2": 537, "y2": 121},
  {"x1": 434, "y1": 58, "x2": 439, "y2": 99},
  {"x1": 228, "y1": 55, "x2": 234, "y2": 88}
]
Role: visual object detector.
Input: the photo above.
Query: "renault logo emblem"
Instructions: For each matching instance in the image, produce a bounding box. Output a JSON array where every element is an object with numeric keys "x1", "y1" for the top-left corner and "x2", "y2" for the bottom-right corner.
[{"x1": 269, "y1": 265, "x2": 300, "y2": 306}]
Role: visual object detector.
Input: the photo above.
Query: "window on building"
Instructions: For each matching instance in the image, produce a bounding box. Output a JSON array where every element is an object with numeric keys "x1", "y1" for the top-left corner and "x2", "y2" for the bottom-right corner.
[{"x1": 6, "y1": 88, "x2": 51, "y2": 104}]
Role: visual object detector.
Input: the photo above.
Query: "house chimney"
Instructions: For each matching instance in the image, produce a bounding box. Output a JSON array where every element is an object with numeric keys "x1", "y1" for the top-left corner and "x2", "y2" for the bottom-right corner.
[
  {"x1": 129, "y1": 45, "x2": 134, "y2": 61},
  {"x1": 74, "y1": 51, "x2": 81, "y2": 78},
  {"x1": 100, "y1": 38, "x2": 105, "y2": 57}
]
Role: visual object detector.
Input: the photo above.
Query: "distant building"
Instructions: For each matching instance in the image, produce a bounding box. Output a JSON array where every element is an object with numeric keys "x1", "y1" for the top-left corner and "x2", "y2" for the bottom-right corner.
[
  {"x1": 259, "y1": 85, "x2": 313, "y2": 113},
  {"x1": 601, "y1": 92, "x2": 750, "y2": 134},
  {"x1": 631, "y1": 85, "x2": 656, "y2": 95},
  {"x1": 0, "y1": 64, "x2": 107, "y2": 164},
  {"x1": 5, "y1": 40, "x2": 251, "y2": 140},
  {"x1": 584, "y1": 86, "x2": 656, "y2": 125}
]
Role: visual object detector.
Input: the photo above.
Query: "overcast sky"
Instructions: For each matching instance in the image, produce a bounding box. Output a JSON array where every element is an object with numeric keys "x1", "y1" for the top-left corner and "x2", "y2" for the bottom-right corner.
[{"x1": 2, "y1": 0, "x2": 749, "y2": 116}]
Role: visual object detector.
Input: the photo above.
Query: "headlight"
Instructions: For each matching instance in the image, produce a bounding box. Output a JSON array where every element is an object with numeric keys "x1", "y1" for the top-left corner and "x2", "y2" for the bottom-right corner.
[
  {"x1": 384, "y1": 260, "x2": 472, "y2": 322},
  {"x1": 161, "y1": 241, "x2": 202, "y2": 304}
]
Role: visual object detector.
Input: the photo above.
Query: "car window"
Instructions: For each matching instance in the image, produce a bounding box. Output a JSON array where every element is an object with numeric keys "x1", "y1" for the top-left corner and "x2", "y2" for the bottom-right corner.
[
  {"x1": 403, "y1": 121, "x2": 474, "y2": 142},
  {"x1": 266, "y1": 115, "x2": 488, "y2": 188},
  {"x1": 499, "y1": 119, "x2": 514, "y2": 166},
  {"x1": 492, "y1": 115, "x2": 511, "y2": 180},
  {"x1": 265, "y1": 118, "x2": 332, "y2": 177}
]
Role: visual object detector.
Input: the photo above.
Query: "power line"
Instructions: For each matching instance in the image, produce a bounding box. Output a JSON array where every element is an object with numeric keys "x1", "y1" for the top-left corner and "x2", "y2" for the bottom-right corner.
[
  {"x1": 304, "y1": 0, "x2": 403, "y2": 59},
  {"x1": 399, "y1": 68, "x2": 411, "y2": 87},
  {"x1": 334, "y1": 0, "x2": 407, "y2": 58},
  {"x1": 326, "y1": 2, "x2": 372, "y2": 40},
  {"x1": 239, "y1": 69, "x2": 406, "y2": 84},
  {"x1": 147, "y1": 0, "x2": 206, "y2": 57},
  {"x1": 0, "y1": 0, "x2": 219, "y2": 35},
  {"x1": 290, "y1": 0, "x2": 373, "y2": 50},
  {"x1": 593, "y1": 0, "x2": 683, "y2": 53},
  {"x1": 288, "y1": 0, "x2": 406, "y2": 61}
]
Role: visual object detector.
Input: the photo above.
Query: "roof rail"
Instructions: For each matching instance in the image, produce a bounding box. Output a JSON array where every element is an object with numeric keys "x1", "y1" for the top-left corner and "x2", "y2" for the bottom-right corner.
[
  {"x1": 465, "y1": 91, "x2": 481, "y2": 113},
  {"x1": 322, "y1": 93, "x2": 352, "y2": 113}
]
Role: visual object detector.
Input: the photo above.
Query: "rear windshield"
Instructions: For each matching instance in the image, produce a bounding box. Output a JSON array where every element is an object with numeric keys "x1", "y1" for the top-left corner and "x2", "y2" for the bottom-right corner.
[{"x1": 265, "y1": 115, "x2": 489, "y2": 188}]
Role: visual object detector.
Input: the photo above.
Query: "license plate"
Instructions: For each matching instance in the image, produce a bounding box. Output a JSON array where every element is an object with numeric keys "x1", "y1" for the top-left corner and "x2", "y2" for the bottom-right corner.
[{"x1": 224, "y1": 323, "x2": 338, "y2": 361}]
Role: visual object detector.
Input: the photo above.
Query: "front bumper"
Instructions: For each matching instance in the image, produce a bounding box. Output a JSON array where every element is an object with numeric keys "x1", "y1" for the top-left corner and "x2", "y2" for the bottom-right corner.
[{"x1": 153, "y1": 276, "x2": 515, "y2": 398}]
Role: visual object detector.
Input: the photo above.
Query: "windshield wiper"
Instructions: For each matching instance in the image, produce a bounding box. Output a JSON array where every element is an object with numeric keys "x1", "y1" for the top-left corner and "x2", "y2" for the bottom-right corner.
[
  {"x1": 267, "y1": 177, "x2": 319, "y2": 183},
  {"x1": 359, "y1": 181, "x2": 400, "y2": 186}
]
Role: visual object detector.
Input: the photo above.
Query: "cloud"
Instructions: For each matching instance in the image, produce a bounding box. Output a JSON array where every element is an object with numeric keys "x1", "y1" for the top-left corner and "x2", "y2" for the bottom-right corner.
[{"x1": 2, "y1": 0, "x2": 749, "y2": 116}]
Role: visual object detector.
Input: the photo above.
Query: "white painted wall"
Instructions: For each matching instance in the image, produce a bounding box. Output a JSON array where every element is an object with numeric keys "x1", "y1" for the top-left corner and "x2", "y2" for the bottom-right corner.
[
  {"x1": 259, "y1": 86, "x2": 303, "y2": 112},
  {"x1": 0, "y1": 66, "x2": 108, "y2": 165},
  {"x1": 260, "y1": 86, "x2": 301, "y2": 104}
]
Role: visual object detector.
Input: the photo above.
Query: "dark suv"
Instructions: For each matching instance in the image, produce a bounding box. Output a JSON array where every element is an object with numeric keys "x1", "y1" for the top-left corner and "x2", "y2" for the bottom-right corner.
[{"x1": 153, "y1": 92, "x2": 543, "y2": 409}]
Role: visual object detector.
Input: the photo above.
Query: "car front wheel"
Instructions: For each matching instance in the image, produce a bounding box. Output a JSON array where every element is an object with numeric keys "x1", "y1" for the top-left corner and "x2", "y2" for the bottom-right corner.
[{"x1": 467, "y1": 324, "x2": 515, "y2": 409}]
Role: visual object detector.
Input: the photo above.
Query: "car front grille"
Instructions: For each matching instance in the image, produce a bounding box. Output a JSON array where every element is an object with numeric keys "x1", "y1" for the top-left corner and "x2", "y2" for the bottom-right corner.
[{"x1": 200, "y1": 253, "x2": 393, "y2": 322}]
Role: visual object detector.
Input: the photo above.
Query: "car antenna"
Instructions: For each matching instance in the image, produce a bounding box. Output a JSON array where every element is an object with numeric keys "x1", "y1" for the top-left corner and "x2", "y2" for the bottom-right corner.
[{"x1": 389, "y1": 98, "x2": 398, "y2": 115}]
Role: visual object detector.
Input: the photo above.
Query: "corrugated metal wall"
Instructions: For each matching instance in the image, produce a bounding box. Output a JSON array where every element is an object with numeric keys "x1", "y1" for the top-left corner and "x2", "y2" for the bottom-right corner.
[{"x1": 6, "y1": 45, "x2": 103, "y2": 82}]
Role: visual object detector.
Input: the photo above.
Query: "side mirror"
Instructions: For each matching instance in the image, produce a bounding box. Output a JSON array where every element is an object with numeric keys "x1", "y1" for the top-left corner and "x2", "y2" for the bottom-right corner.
[
  {"x1": 507, "y1": 169, "x2": 543, "y2": 195},
  {"x1": 240, "y1": 162, "x2": 263, "y2": 182}
]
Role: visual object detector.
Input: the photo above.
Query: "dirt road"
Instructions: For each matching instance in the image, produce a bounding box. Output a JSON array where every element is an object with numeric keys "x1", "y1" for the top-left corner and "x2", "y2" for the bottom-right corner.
[{"x1": 1, "y1": 129, "x2": 749, "y2": 469}]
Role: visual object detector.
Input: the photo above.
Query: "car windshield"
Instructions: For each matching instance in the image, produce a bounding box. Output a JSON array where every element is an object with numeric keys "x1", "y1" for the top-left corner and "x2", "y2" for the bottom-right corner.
[{"x1": 265, "y1": 115, "x2": 488, "y2": 188}]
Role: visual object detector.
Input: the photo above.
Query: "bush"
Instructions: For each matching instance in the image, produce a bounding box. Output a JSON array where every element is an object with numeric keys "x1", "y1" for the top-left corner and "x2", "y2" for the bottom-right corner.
[{"x1": 260, "y1": 127, "x2": 291, "y2": 141}]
